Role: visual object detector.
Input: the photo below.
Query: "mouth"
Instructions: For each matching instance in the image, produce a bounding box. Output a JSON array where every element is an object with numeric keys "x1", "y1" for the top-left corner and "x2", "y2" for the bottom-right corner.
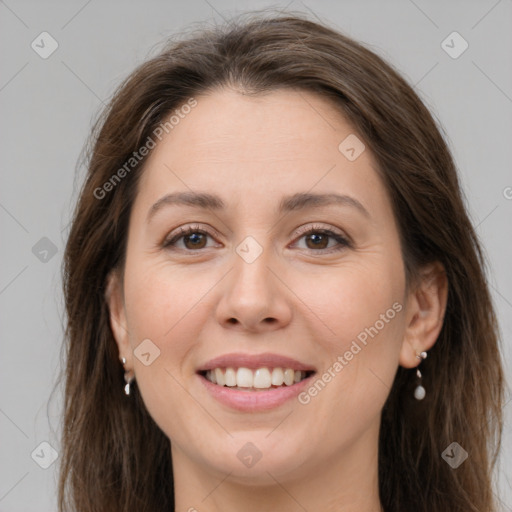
[
  {"x1": 198, "y1": 367, "x2": 316, "y2": 391},
  {"x1": 195, "y1": 352, "x2": 317, "y2": 411}
]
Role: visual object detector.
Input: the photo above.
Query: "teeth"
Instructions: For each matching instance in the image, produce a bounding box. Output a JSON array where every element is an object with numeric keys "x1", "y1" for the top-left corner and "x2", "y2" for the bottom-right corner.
[
  {"x1": 236, "y1": 368, "x2": 253, "y2": 388},
  {"x1": 283, "y1": 368, "x2": 295, "y2": 386},
  {"x1": 253, "y1": 368, "x2": 271, "y2": 389},
  {"x1": 271, "y1": 368, "x2": 284, "y2": 386},
  {"x1": 224, "y1": 367, "x2": 237, "y2": 386},
  {"x1": 214, "y1": 368, "x2": 225, "y2": 386},
  {"x1": 204, "y1": 367, "x2": 310, "y2": 389}
]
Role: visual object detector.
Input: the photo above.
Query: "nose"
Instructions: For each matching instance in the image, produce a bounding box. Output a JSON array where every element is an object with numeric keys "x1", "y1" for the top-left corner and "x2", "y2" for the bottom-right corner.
[{"x1": 215, "y1": 247, "x2": 293, "y2": 333}]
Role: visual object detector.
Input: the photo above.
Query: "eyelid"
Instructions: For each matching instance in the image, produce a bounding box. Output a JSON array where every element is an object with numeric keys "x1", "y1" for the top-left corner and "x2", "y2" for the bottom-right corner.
[
  {"x1": 163, "y1": 222, "x2": 351, "y2": 252},
  {"x1": 289, "y1": 223, "x2": 352, "y2": 252},
  {"x1": 291, "y1": 223, "x2": 350, "y2": 243},
  {"x1": 163, "y1": 223, "x2": 219, "y2": 248}
]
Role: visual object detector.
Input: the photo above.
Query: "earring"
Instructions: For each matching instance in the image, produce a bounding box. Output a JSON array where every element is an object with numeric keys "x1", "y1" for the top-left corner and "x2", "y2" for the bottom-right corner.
[
  {"x1": 414, "y1": 351, "x2": 427, "y2": 400},
  {"x1": 121, "y1": 357, "x2": 135, "y2": 396}
]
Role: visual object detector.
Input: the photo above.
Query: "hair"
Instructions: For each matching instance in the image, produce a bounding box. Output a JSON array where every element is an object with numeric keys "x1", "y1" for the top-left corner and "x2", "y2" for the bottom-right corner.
[{"x1": 57, "y1": 9, "x2": 505, "y2": 512}]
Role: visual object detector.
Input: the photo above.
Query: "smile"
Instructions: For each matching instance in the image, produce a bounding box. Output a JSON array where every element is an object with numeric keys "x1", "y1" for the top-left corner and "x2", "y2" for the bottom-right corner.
[
  {"x1": 196, "y1": 352, "x2": 317, "y2": 411},
  {"x1": 201, "y1": 367, "x2": 314, "y2": 390}
]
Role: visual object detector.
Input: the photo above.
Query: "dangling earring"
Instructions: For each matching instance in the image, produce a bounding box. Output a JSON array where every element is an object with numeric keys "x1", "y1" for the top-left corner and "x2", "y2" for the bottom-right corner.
[
  {"x1": 414, "y1": 351, "x2": 427, "y2": 400},
  {"x1": 121, "y1": 357, "x2": 135, "y2": 396}
]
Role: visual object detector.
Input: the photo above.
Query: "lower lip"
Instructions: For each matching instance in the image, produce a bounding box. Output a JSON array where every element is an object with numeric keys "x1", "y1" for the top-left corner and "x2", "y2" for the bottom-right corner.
[{"x1": 198, "y1": 373, "x2": 315, "y2": 412}]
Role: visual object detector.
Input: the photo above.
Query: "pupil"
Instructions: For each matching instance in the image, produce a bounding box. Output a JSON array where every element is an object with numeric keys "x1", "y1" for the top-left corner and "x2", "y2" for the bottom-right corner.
[
  {"x1": 308, "y1": 233, "x2": 327, "y2": 249},
  {"x1": 186, "y1": 233, "x2": 204, "y2": 247}
]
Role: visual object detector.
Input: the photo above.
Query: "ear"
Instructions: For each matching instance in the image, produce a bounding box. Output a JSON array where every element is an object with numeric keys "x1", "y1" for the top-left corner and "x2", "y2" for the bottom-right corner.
[
  {"x1": 105, "y1": 269, "x2": 132, "y2": 368},
  {"x1": 399, "y1": 261, "x2": 448, "y2": 369}
]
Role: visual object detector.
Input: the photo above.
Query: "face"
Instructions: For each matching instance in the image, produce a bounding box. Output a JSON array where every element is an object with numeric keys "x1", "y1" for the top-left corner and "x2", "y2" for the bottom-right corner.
[{"x1": 108, "y1": 88, "x2": 414, "y2": 484}]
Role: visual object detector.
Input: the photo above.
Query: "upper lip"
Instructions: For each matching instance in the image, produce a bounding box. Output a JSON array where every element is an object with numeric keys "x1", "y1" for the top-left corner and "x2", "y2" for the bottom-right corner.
[{"x1": 196, "y1": 352, "x2": 317, "y2": 373}]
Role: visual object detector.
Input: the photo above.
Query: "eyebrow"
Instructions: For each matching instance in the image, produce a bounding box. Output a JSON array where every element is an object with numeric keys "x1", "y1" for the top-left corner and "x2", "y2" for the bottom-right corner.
[{"x1": 147, "y1": 191, "x2": 370, "y2": 222}]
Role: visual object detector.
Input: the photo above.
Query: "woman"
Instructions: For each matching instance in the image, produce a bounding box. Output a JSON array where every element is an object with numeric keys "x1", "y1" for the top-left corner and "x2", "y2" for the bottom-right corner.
[{"x1": 58, "y1": 11, "x2": 505, "y2": 512}]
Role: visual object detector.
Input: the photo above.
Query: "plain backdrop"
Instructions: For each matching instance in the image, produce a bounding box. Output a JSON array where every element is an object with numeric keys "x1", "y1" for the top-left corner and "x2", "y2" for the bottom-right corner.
[{"x1": 0, "y1": 1, "x2": 511, "y2": 510}]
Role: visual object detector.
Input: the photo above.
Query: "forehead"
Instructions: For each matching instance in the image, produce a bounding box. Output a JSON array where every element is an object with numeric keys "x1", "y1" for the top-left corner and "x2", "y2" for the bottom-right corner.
[
  {"x1": 155, "y1": 87, "x2": 354, "y2": 163},
  {"x1": 133, "y1": 87, "x2": 389, "y2": 221}
]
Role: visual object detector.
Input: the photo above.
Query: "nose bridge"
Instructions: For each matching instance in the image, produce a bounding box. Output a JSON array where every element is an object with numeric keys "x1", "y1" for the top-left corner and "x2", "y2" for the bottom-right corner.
[
  {"x1": 229, "y1": 239, "x2": 275, "y2": 307},
  {"x1": 230, "y1": 216, "x2": 275, "y2": 291},
  {"x1": 215, "y1": 234, "x2": 292, "y2": 331}
]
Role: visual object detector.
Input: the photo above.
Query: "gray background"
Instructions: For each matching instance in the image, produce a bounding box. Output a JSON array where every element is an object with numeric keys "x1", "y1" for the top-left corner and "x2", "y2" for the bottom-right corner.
[{"x1": 0, "y1": 0, "x2": 511, "y2": 510}]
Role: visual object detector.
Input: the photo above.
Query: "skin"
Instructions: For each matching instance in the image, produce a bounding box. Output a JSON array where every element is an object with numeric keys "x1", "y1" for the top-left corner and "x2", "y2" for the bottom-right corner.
[{"x1": 106, "y1": 87, "x2": 447, "y2": 512}]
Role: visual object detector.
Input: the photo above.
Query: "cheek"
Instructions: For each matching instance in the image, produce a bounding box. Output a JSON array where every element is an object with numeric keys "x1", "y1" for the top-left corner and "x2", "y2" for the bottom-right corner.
[
  {"x1": 301, "y1": 261, "x2": 403, "y2": 345},
  {"x1": 122, "y1": 264, "x2": 206, "y2": 398},
  {"x1": 123, "y1": 261, "x2": 210, "y2": 342},
  {"x1": 298, "y1": 260, "x2": 405, "y2": 405},
  {"x1": 122, "y1": 266, "x2": 209, "y2": 438}
]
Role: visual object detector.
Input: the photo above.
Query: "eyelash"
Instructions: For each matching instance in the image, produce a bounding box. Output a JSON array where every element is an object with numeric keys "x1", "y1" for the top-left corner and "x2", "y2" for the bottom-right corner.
[{"x1": 163, "y1": 223, "x2": 351, "y2": 254}]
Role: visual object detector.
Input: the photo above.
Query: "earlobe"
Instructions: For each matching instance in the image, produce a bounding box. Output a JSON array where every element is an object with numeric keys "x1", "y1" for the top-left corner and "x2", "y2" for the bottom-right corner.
[
  {"x1": 104, "y1": 270, "x2": 131, "y2": 362},
  {"x1": 399, "y1": 261, "x2": 448, "y2": 369}
]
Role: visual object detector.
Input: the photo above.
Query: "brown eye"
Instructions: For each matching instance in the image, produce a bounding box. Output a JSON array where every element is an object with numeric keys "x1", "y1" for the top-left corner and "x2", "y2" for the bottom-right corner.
[
  {"x1": 294, "y1": 226, "x2": 351, "y2": 253},
  {"x1": 164, "y1": 227, "x2": 215, "y2": 251},
  {"x1": 304, "y1": 232, "x2": 330, "y2": 250},
  {"x1": 164, "y1": 225, "x2": 350, "y2": 254},
  {"x1": 182, "y1": 232, "x2": 207, "y2": 249}
]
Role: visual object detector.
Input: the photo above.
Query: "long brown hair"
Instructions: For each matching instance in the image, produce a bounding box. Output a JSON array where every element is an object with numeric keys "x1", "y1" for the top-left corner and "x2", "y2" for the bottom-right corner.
[{"x1": 56, "y1": 10, "x2": 505, "y2": 511}]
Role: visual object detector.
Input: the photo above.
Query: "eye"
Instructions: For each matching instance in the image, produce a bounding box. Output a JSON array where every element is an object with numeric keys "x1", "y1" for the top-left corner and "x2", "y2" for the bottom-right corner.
[
  {"x1": 292, "y1": 224, "x2": 351, "y2": 253},
  {"x1": 163, "y1": 225, "x2": 218, "y2": 251},
  {"x1": 163, "y1": 223, "x2": 351, "y2": 254}
]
